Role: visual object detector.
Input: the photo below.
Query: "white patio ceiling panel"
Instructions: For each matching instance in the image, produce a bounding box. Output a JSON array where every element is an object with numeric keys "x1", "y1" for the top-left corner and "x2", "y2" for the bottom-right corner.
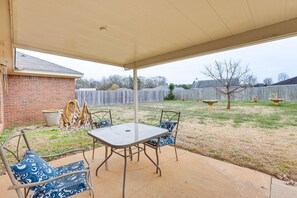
[{"x1": 10, "y1": 0, "x2": 297, "y2": 69}]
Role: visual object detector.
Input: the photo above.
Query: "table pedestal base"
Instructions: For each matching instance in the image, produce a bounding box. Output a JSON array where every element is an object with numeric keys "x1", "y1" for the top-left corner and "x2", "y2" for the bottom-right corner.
[{"x1": 207, "y1": 103, "x2": 214, "y2": 110}]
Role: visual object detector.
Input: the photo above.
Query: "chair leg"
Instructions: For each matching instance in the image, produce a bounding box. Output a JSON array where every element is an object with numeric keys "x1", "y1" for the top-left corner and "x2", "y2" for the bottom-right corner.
[
  {"x1": 87, "y1": 171, "x2": 91, "y2": 195},
  {"x1": 92, "y1": 138, "x2": 95, "y2": 160},
  {"x1": 89, "y1": 181, "x2": 95, "y2": 197},
  {"x1": 89, "y1": 169, "x2": 93, "y2": 188},
  {"x1": 137, "y1": 144, "x2": 140, "y2": 161},
  {"x1": 155, "y1": 146, "x2": 159, "y2": 174},
  {"x1": 105, "y1": 146, "x2": 109, "y2": 170},
  {"x1": 159, "y1": 147, "x2": 161, "y2": 154},
  {"x1": 91, "y1": 188, "x2": 95, "y2": 198},
  {"x1": 86, "y1": 169, "x2": 95, "y2": 198},
  {"x1": 24, "y1": 188, "x2": 29, "y2": 198},
  {"x1": 174, "y1": 144, "x2": 178, "y2": 161},
  {"x1": 129, "y1": 147, "x2": 133, "y2": 161}
]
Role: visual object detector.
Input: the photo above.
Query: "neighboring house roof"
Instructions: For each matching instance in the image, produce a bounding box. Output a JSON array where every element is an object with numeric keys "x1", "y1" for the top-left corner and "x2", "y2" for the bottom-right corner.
[
  {"x1": 254, "y1": 83, "x2": 265, "y2": 87},
  {"x1": 14, "y1": 52, "x2": 83, "y2": 78},
  {"x1": 150, "y1": 85, "x2": 185, "y2": 90},
  {"x1": 192, "y1": 79, "x2": 240, "y2": 89},
  {"x1": 272, "y1": 76, "x2": 297, "y2": 86}
]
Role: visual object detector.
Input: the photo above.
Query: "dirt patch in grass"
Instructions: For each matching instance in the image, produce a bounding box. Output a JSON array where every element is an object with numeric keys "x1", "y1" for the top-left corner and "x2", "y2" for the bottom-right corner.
[
  {"x1": 178, "y1": 122, "x2": 297, "y2": 180},
  {"x1": 234, "y1": 105, "x2": 275, "y2": 114}
]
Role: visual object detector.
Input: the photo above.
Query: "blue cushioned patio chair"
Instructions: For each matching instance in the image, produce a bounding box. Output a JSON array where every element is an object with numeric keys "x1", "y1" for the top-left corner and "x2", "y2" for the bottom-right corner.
[
  {"x1": 0, "y1": 130, "x2": 94, "y2": 198},
  {"x1": 90, "y1": 110, "x2": 113, "y2": 164},
  {"x1": 144, "y1": 110, "x2": 181, "y2": 171}
]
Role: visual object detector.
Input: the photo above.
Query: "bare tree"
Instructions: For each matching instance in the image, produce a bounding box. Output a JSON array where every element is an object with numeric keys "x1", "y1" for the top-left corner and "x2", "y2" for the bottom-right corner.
[
  {"x1": 278, "y1": 73, "x2": 289, "y2": 82},
  {"x1": 98, "y1": 77, "x2": 112, "y2": 90},
  {"x1": 75, "y1": 78, "x2": 91, "y2": 89},
  {"x1": 263, "y1": 78, "x2": 273, "y2": 86},
  {"x1": 244, "y1": 74, "x2": 258, "y2": 87},
  {"x1": 108, "y1": 75, "x2": 124, "y2": 87},
  {"x1": 142, "y1": 76, "x2": 167, "y2": 88},
  {"x1": 75, "y1": 75, "x2": 167, "y2": 90},
  {"x1": 153, "y1": 76, "x2": 167, "y2": 86},
  {"x1": 89, "y1": 78, "x2": 99, "y2": 88},
  {"x1": 143, "y1": 78, "x2": 156, "y2": 88},
  {"x1": 203, "y1": 59, "x2": 250, "y2": 109}
]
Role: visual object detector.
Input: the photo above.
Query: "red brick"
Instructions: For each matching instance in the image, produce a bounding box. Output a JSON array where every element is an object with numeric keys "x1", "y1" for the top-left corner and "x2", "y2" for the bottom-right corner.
[{"x1": 3, "y1": 75, "x2": 75, "y2": 128}]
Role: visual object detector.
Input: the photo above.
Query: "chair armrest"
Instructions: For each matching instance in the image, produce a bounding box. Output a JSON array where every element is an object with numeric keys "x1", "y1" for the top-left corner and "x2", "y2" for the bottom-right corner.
[
  {"x1": 8, "y1": 170, "x2": 88, "y2": 190},
  {"x1": 41, "y1": 148, "x2": 90, "y2": 168}
]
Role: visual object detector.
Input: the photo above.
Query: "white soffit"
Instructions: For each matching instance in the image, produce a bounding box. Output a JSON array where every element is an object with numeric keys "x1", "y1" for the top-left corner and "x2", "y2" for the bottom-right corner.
[{"x1": 10, "y1": 0, "x2": 297, "y2": 69}]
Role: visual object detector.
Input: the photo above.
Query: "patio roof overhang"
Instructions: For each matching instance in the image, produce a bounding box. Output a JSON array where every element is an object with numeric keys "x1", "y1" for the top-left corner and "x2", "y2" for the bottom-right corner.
[
  {"x1": 1, "y1": 0, "x2": 297, "y2": 73},
  {"x1": 1, "y1": 0, "x2": 297, "y2": 123}
]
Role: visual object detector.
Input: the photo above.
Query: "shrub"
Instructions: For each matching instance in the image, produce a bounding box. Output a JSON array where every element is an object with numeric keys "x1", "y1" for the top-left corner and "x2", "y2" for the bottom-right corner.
[{"x1": 164, "y1": 83, "x2": 176, "y2": 100}]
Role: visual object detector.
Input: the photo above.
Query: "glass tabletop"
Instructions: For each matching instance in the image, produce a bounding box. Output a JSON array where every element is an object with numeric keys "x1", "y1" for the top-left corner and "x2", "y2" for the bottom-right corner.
[{"x1": 88, "y1": 122, "x2": 169, "y2": 148}]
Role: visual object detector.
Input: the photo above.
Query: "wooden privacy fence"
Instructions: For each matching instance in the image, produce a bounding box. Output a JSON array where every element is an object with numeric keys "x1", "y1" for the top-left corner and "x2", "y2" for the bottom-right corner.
[
  {"x1": 176, "y1": 84, "x2": 297, "y2": 102},
  {"x1": 75, "y1": 85, "x2": 297, "y2": 106},
  {"x1": 75, "y1": 89, "x2": 169, "y2": 106}
]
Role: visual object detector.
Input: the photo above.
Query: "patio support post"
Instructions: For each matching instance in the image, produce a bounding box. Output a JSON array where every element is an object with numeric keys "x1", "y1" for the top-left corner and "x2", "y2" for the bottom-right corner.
[{"x1": 133, "y1": 67, "x2": 138, "y2": 123}]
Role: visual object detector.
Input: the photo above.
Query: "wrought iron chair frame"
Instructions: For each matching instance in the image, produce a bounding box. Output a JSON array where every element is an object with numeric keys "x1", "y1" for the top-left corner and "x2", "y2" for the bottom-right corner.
[
  {"x1": 90, "y1": 110, "x2": 113, "y2": 130},
  {"x1": 90, "y1": 110, "x2": 138, "y2": 168},
  {"x1": 144, "y1": 110, "x2": 181, "y2": 173},
  {"x1": 0, "y1": 130, "x2": 94, "y2": 198},
  {"x1": 90, "y1": 110, "x2": 113, "y2": 165}
]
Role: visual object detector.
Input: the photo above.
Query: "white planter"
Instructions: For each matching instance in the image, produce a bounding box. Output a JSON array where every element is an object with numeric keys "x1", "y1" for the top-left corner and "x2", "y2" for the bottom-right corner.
[{"x1": 42, "y1": 109, "x2": 61, "y2": 126}]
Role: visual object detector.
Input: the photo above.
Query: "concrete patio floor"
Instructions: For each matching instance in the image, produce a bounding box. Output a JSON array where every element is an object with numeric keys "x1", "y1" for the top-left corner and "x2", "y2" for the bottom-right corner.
[{"x1": 0, "y1": 147, "x2": 296, "y2": 198}]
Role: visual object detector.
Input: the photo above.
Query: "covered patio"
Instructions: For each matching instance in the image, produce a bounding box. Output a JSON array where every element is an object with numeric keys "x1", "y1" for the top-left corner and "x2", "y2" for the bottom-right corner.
[
  {"x1": 1, "y1": 0, "x2": 297, "y2": 197},
  {"x1": 1, "y1": 146, "x2": 296, "y2": 198},
  {"x1": 1, "y1": 0, "x2": 297, "y2": 125},
  {"x1": 1, "y1": 0, "x2": 297, "y2": 129}
]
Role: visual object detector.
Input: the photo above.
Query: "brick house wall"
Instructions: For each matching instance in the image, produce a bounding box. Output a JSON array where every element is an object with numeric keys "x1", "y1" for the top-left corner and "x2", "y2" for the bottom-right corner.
[
  {"x1": 4, "y1": 75, "x2": 75, "y2": 128},
  {"x1": 0, "y1": 75, "x2": 4, "y2": 132}
]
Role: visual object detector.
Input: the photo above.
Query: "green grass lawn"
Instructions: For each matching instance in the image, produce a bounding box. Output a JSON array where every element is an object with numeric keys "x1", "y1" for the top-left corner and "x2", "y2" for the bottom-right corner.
[
  {"x1": 137, "y1": 100, "x2": 297, "y2": 129},
  {"x1": 1, "y1": 100, "x2": 297, "y2": 181}
]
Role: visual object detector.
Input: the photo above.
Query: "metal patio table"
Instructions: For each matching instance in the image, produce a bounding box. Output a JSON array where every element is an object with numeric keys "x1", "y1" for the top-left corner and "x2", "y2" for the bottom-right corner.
[{"x1": 88, "y1": 122, "x2": 169, "y2": 198}]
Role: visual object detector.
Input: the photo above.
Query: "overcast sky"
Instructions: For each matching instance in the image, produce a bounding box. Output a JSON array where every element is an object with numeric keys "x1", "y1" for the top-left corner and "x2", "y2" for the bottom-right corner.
[{"x1": 18, "y1": 35, "x2": 297, "y2": 84}]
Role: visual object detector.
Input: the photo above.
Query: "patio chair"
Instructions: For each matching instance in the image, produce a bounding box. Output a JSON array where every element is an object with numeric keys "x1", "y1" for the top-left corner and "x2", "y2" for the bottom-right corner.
[
  {"x1": 144, "y1": 110, "x2": 180, "y2": 169},
  {"x1": 90, "y1": 110, "x2": 113, "y2": 130},
  {"x1": 90, "y1": 110, "x2": 137, "y2": 164},
  {"x1": 90, "y1": 110, "x2": 113, "y2": 161},
  {"x1": 0, "y1": 130, "x2": 94, "y2": 198}
]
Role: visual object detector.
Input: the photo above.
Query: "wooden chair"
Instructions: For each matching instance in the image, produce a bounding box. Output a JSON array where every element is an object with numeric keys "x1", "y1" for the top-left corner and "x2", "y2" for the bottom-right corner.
[{"x1": 0, "y1": 130, "x2": 94, "y2": 198}]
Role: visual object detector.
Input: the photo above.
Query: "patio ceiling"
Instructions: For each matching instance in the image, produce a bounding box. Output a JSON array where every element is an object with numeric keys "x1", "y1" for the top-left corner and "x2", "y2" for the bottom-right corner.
[{"x1": 2, "y1": 0, "x2": 297, "y2": 70}]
